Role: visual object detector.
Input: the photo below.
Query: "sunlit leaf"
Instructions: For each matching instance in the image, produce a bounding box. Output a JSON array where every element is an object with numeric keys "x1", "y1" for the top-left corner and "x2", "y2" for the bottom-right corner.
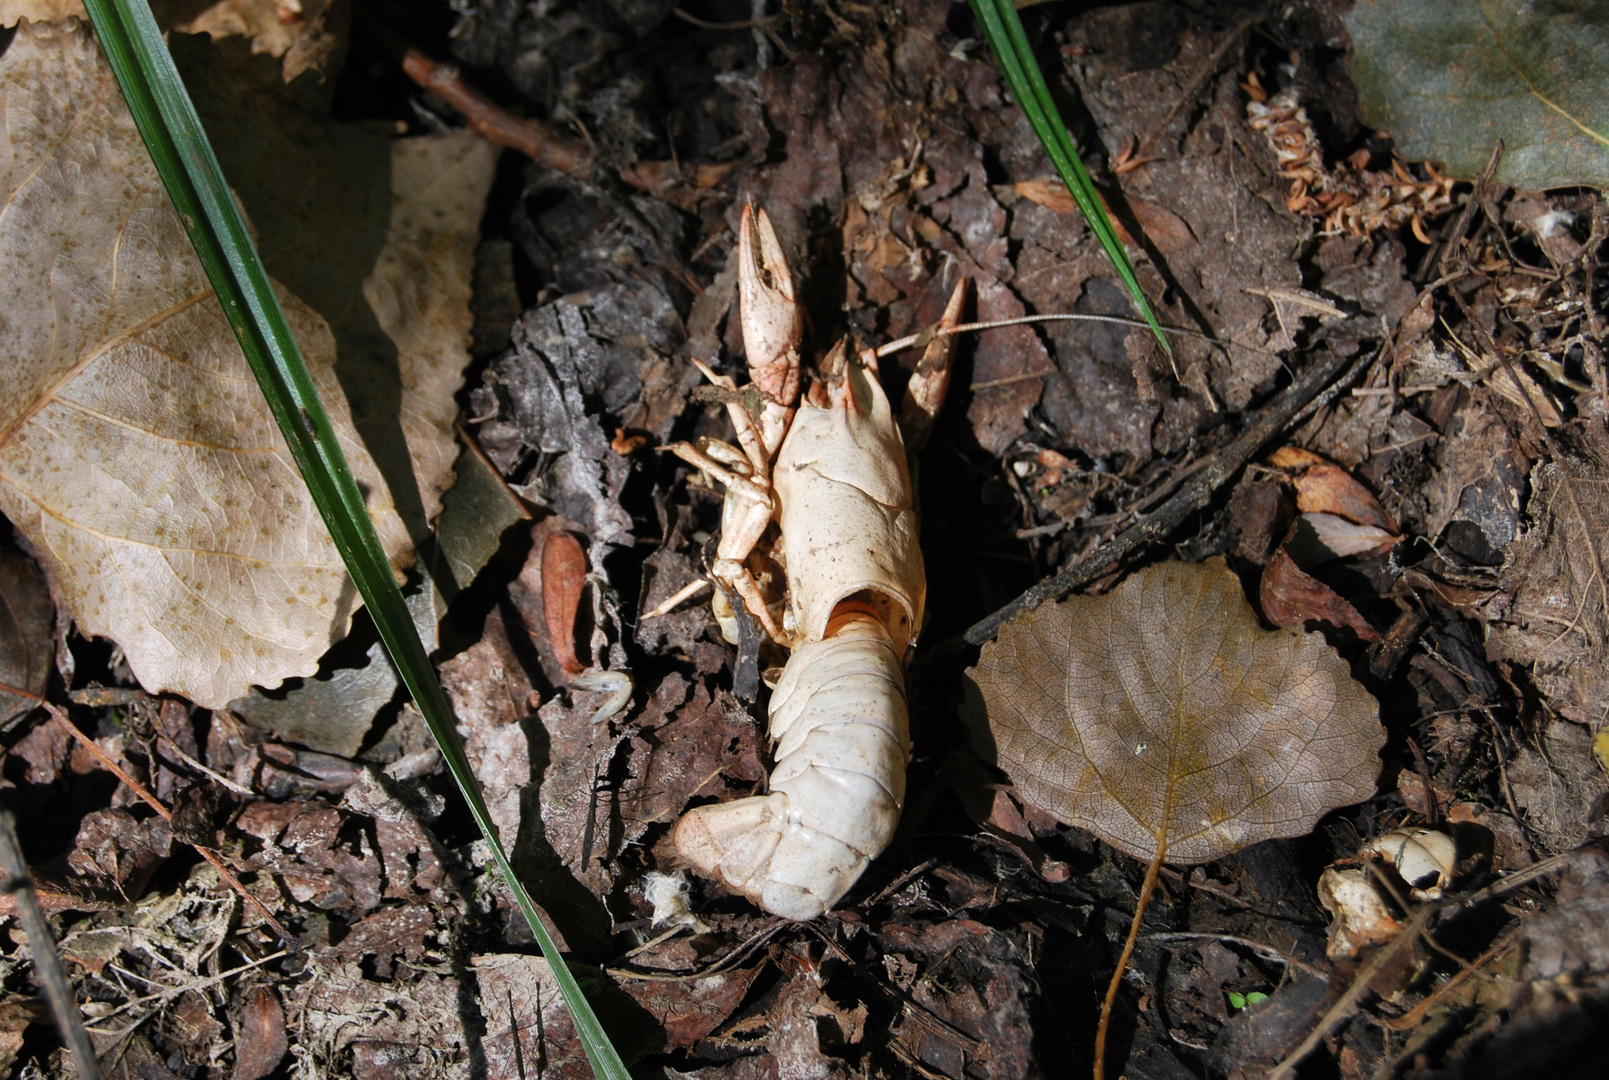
[{"x1": 965, "y1": 558, "x2": 1384, "y2": 863}]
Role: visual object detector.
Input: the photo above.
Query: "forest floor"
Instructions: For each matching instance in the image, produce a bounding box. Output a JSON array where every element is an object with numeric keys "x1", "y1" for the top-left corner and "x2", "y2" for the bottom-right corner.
[{"x1": 3, "y1": 1, "x2": 1608, "y2": 1078}]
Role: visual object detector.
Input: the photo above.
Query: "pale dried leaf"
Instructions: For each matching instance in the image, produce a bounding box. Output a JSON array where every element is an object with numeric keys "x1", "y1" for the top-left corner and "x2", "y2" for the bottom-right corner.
[
  {"x1": 178, "y1": 0, "x2": 344, "y2": 83},
  {"x1": 181, "y1": 42, "x2": 500, "y2": 538},
  {"x1": 0, "y1": 21, "x2": 412, "y2": 708},
  {"x1": 2, "y1": 2, "x2": 343, "y2": 83},
  {"x1": 0, "y1": 0, "x2": 82, "y2": 24},
  {"x1": 965, "y1": 559, "x2": 1384, "y2": 863},
  {"x1": 1287, "y1": 512, "x2": 1399, "y2": 565},
  {"x1": 0, "y1": 22, "x2": 495, "y2": 709}
]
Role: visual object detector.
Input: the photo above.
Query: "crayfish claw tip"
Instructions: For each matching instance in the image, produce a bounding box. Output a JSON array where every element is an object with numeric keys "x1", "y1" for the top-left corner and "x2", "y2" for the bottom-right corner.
[{"x1": 740, "y1": 204, "x2": 796, "y2": 302}]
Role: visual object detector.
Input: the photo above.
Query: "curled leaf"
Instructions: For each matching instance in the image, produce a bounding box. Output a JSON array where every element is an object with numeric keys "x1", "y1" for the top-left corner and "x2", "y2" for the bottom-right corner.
[
  {"x1": 542, "y1": 530, "x2": 588, "y2": 675},
  {"x1": 1269, "y1": 447, "x2": 1397, "y2": 532},
  {"x1": 1260, "y1": 547, "x2": 1380, "y2": 642},
  {"x1": 965, "y1": 559, "x2": 1384, "y2": 864}
]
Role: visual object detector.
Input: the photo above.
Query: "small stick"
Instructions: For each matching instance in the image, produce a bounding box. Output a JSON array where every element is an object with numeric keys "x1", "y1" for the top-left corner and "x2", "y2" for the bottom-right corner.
[
  {"x1": 0, "y1": 810, "x2": 104, "y2": 1080},
  {"x1": 401, "y1": 49, "x2": 593, "y2": 176},
  {"x1": 966, "y1": 346, "x2": 1361, "y2": 644},
  {"x1": 640, "y1": 577, "x2": 713, "y2": 619},
  {"x1": 155, "y1": 734, "x2": 255, "y2": 798},
  {"x1": 1143, "y1": 932, "x2": 1328, "y2": 980},
  {"x1": 399, "y1": 47, "x2": 735, "y2": 198},
  {"x1": 45, "y1": 706, "x2": 296, "y2": 947}
]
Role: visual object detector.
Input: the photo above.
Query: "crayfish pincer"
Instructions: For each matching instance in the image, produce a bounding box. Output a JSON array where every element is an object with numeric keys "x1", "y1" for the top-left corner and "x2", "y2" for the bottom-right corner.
[{"x1": 667, "y1": 205, "x2": 964, "y2": 920}]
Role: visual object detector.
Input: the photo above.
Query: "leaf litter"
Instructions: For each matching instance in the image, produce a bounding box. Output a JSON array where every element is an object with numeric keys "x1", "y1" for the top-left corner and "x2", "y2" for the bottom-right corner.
[{"x1": 3, "y1": 1, "x2": 1609, "y2": 1079}]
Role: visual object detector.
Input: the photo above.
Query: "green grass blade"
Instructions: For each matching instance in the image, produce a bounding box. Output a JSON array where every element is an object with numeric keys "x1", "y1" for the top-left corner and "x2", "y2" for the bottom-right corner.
[
  {"x1": 79, "y1": 4, "x2": 632, "y2": 1077},
  {"x1": 969, "y1": 0, "x2": 1173, "y2": 362}
]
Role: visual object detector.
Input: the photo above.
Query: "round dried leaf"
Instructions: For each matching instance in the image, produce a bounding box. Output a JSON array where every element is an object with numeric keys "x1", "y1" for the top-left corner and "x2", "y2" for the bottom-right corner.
[{"x1": 965, "y1": 559, "x2": 1384, "y2": 863}]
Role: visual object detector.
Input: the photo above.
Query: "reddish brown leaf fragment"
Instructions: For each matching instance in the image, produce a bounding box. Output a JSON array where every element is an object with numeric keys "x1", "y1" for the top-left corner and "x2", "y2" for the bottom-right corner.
[
  {"x1": 1014, "y1": 179, "x2": 1196, "y2": 253},
  {"x1": 621, "y1": 965, "x2": 762, "y2": 1049},
  {"x1": 1260, "y1": 548, "x2": 1380, "y2": 642},
  {"x1": 1291, "y1": 463, "x2": 1397, "y2": 532},
  {"x1": 232, "y1": 986, "x2": 288, "y2": 1080},
  {"x1": 542, "y1": 530, "x2": 588, "y2": 675},
  {"x1": 1268, "y1": 447, "x2": 1397, "y2": 532}
]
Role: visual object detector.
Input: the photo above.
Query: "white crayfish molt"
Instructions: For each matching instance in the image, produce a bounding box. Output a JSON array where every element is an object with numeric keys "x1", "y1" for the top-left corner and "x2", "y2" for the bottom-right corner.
[{"x1": 668, "y1": 205, "x2": 961, "y2": 920}]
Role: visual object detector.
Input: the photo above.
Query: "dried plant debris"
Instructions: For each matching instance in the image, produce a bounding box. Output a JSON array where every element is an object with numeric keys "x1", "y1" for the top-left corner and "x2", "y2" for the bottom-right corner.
[
  {"x1": 965, "y1": 559, "x2": 1384, "y2": 863},
  {"x1": 471, "y1": 281, "x2": 686, "y2": 548},
  {"x1": 8, "y1": 2, "x2": 1609, "y2": 1078},
  {"x1": 1486, "y1": 455, "x2": 1609, "y2": 727},
  {"x1": 1245, "y1": 73, "x2": 1455, "y2": 239},
  {"x1": 1507, "y1": 718, "x2": 1609, "y2": 853},
  {"x1": 1346, "y1": 0, "x2": 1609, "y2": 190}
]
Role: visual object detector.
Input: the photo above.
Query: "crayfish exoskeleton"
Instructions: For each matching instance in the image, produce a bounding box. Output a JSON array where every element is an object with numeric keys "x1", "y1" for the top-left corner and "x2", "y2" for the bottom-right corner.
[{"x1": 667, "y1": 205, "x2": 964, "y2": 920}]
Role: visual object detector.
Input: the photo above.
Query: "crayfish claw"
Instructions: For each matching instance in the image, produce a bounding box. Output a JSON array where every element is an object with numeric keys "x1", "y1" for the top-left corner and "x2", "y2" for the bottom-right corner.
[{"x1": 738, "y1": 205, "x2": 803, "y2": 415}]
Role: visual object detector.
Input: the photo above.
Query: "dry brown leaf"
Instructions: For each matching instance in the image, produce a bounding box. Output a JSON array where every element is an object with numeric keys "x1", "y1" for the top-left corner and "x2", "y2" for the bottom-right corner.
[
  {"x1": 0, "y1": 998, "x2": 46, "y2": 1077},
  {"x1": 965, "y1": 559, "x2": 1384, "y2": 863},
  {"x1": 0, "y1": 21, "x2": 494, "y2": 708},
  {"x1": 1486, "y1": 457, "x2": 1609, "y2": 727},
  {"x1": 1013, "y1": 177, "x2": 1196, "y2": 253},
  {"x1": 2, "y1": 3, "x2": 344, "y2": 83},
  {"x1": 1269, "y1": 448, "x2": 1397, "y2": 532},
  {"x1": 0, "y1": 547, "x2": 52, "y2": 724},
  {"x1": 230, "y1": 985, "x2": 288, "y2": 1080},
  {"x1": 1260, "y1": 546, "x2": 1380, "y2": 641}
]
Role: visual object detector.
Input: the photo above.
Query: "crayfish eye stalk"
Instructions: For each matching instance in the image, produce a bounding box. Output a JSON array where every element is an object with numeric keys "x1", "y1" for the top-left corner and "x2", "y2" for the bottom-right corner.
[{"x1": 738, "y1": 205, "x2": 803, "y2": 410}]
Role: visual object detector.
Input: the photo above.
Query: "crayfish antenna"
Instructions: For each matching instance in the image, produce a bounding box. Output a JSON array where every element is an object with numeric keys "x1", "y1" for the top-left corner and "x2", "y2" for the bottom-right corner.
[
  {"x1": 898, "y1": 276, "x2": 967, "y2": 456},
  {"x1": 739, "y1": 205, "x2": 803, "y2": 456}
]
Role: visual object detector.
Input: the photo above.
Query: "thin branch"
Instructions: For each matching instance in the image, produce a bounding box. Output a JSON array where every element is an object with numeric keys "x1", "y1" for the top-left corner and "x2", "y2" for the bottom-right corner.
[
  {"x1": 672, "y1": 7, "x2": 779, "y2": 30},
  {"x1": 1143, "y1": 932, "x2": 1328, "y2": 979},
  {"x1": 401, "y1": 49, "x2": 592, "y2": 176},
  {"x1": 400, "y1": 48, "x2": 735, "y2": 196}
]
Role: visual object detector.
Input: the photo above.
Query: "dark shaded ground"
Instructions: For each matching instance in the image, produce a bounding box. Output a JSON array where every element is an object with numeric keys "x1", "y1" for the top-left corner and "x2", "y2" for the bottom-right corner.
[{"x1": 3, "y1": 1, "x2": 1609, "y2": 1078}]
